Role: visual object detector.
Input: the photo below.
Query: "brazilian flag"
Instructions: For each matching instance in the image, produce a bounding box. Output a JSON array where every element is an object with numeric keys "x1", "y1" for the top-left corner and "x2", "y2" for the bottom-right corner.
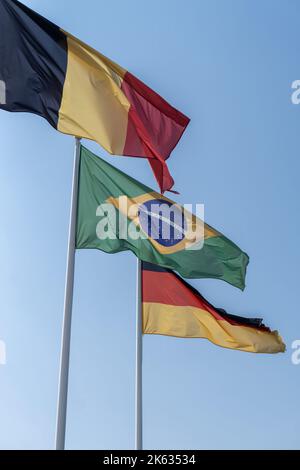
[{"x1": 77, "y1": 146, "x2": 249, "y2": 290}]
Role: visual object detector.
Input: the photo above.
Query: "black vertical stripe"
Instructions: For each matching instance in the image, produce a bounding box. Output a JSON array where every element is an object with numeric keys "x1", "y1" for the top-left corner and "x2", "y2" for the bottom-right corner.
[{"x1": 0, "y1": 0, "x2": 67, "y2": 128}]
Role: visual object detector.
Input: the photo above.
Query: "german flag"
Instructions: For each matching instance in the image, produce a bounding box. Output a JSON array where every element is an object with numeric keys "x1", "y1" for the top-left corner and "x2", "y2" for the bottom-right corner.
[
  {"x1": 0, "y1": 0, "x2": 190, "y2": 193},
  {"x1": 142, "y1": 262, "x2": 285, "y2": 353}
]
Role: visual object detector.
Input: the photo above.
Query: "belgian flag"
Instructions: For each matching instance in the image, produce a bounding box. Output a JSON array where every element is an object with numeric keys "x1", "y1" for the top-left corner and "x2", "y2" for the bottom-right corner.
[
  {"x1": 0, "y1": 0, "x2": 190, "y2": 193},
  {"x1": 142, "y1": 262, "x2": 285, "y2": 353}
]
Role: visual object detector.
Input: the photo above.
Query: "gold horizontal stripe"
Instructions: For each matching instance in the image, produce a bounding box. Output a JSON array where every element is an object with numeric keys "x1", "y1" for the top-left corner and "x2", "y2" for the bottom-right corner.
[
  {"x1": 58, "y1": 34, "x2": 130, "y2": 155},
  {"x1": 143, "y1": 303, "x2": 285, "y2": 353}
]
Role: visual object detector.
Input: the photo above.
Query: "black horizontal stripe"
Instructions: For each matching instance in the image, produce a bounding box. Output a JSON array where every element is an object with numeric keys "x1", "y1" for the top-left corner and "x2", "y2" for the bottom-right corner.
[
  {"x1": 0, "y1": 0, "x2": 67, "y2": 128},
  {"x1": 214, "y1": 308, "x2": 267, "y2": 330},
  {"x1": 141, "y1": 261, "x2": 171, "y2": 273}
]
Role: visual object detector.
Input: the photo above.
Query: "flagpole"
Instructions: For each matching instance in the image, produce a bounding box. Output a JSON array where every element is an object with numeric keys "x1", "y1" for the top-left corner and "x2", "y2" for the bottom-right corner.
[
  {"x1": 135, "y1": 258, "x2": 143, "y2": 450},
  {"x1": 55, "y1": 137, "x2": 81, "y2": 450}
]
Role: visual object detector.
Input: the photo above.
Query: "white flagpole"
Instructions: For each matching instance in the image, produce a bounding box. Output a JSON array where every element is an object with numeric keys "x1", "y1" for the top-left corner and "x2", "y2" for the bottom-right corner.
[
  {"x1": 55, "y1": 137, "x2": 81, "y2": 450},
  {"x1": 135, "y1": 258, "x2": 143, "y2": 450}
]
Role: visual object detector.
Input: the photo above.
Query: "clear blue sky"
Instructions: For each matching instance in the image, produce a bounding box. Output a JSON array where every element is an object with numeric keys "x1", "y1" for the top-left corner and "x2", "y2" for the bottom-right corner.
[{"x1": 0, "y1": 0, "x2": 300, "y2": 450}]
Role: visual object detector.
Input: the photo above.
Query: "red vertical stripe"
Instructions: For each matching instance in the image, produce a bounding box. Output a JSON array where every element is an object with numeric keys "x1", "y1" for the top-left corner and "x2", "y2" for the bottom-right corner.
[{"x1": 121, "y1": 72, "x2": 190, "y2": 193}]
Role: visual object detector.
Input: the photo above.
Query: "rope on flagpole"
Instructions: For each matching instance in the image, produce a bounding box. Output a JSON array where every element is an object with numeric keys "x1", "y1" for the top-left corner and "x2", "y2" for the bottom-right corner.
[{"x1": 55, "y1": 137, "x2": 81, "y2": 450}]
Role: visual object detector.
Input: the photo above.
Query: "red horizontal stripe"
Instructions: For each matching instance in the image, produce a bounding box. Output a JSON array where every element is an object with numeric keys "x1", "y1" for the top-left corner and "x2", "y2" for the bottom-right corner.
[
  {"x1": 142, "y1": 271, "x2": 227, "y2": 321},
  {"x1": 142, "y1": 271, "x2": 268, "y2": 329}
]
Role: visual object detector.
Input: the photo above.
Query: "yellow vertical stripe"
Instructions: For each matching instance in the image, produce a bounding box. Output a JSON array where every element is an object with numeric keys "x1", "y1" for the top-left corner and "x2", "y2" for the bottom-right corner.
[{"x1": 57, "y1": 34, "x2": 130, "y2": 154}]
